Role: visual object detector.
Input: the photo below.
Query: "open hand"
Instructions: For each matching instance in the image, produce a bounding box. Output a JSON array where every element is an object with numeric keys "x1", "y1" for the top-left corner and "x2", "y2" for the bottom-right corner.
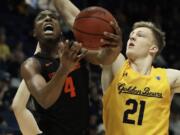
[{"x1": 58, "y1": 40, "x2": 87, "y2": 73}]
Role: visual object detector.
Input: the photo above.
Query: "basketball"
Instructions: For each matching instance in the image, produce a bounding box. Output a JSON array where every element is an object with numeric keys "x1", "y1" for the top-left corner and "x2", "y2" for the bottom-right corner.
[{"x1": 73, "y1": 6, "x2": 116, "y2": 50}]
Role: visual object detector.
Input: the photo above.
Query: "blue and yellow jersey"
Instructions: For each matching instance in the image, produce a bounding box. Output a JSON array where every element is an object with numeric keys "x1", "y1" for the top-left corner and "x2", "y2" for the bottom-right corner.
[{"x1": 102, "y1": 60, "x2": 171, "y2": 135}]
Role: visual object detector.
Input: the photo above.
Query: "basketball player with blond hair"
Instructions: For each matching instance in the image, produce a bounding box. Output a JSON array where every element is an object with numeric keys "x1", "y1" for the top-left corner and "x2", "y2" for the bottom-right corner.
[{"x1": 54, "y1": 0, "x2": 180, "y2": 135}]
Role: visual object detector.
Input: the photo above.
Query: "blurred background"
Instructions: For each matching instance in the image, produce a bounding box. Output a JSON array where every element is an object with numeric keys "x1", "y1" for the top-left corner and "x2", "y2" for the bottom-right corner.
[{"x1": 0, "y1": 0, "x2": 180, "y2": 135}]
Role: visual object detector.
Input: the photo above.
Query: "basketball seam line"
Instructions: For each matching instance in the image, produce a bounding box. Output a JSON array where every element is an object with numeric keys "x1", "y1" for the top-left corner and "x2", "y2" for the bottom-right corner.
[
  {"x1": 73, "y1": 27, "x2": 104, "y2": 36},
  {"x1": 75, "y1": 16, "x2": 111, "y2": 24},
  {"x1": 74, "y1": 16, "x2": 115, "y2": 34}
]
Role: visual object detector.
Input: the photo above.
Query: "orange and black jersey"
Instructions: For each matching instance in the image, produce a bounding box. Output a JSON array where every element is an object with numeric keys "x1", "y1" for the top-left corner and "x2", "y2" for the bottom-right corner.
[{"x1": 29, "y1": 52, "x2": 89, "y2": 135}]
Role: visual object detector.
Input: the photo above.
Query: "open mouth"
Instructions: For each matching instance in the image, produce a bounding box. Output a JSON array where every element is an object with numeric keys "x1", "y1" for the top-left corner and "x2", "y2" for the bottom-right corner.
[
  {"x1": 43, "y1": 24, "x2": 54, "y2": 34},
  {"x1": 128, "y1": 43, "x2": 135, "y2": 47}
]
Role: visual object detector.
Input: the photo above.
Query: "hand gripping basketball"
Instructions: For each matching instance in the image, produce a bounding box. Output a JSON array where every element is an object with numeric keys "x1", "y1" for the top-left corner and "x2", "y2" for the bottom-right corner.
[{"x1": 73, "y1": 6, "x2": 117, "y2": 50}]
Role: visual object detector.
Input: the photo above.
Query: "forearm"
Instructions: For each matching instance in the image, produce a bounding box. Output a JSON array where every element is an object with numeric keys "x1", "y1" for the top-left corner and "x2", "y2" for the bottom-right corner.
[
  {"x1": 28, "y1": 66, "x2": 69, "y2": 109},
  {"x1": 99, "y1": 46, "x2": 120, "y2": 65},
  {"x1": 11, "y1": 80, "x2": 30, "y2": 114},
  {"x1": 14, "y1": 109, "x2": 42, "y2": 135},
  {"x1": 53, "y1": 0, "x2": 80, "y2": 28},
  {"x1": 11, "y1": 80, "x2": 42, "y2": 135},
  {"x1": 85, "y1": 46, "x2": 120, "y2": 65}
]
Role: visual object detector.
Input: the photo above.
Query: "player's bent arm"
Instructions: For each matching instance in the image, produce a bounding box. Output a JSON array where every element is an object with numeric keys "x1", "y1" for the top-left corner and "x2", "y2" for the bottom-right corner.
[
  {"x1": 21, "y1": 58, "x2": 69, "y2": 109},
  {"x1": 53, "y1": 0, "x2": 80, "y2": 28},
  {"x1": 167, "y1": 69, "x2": 180, "y2": 93},
  {"x1": 11, "y1": 80, "x2": 42, "y2": 135}
]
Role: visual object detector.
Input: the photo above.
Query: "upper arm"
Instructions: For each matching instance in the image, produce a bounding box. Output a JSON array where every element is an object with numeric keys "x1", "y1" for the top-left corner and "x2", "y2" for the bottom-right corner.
[
  {"x1": 111, "y1": 53, "x2": 126, "y2": 75},
  {"x1": 12, "y1": 44, "x2": 41, "y2": 111},
  {"x1": 21, "y1": 58, "x2": 47, "y2": 102},
  {"x1": 101, "y1": 53, "x2": 125, "y2": 92},
  {"x1": 167, "y1": 69, "x2": 180, "y2": 93},
  {"x1": 53, "y1": 0, "x2": 80, "y2": 28}
]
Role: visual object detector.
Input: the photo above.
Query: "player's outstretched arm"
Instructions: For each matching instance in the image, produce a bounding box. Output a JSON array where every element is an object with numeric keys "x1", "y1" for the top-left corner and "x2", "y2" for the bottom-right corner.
[
  {"x1": 11, "y1": 45, "x2": 42, "y2": 135},
  {"x1": 21, "y1": 41, "x2": 86, "y2": 109},
  {"x1": 53, "y1": 0, "x2": 80, "y2": 28}
]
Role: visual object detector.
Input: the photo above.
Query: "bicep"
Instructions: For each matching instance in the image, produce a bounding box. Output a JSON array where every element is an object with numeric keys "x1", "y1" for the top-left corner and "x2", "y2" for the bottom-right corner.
[
  {"x1": 112, "y1": 53, "x2": 125, "y2": 75},
  {"x1": 101, "y1": 53, "x2": 125, "y2": 92},
  {"x1": 167, "y1": 69, "x2": 180, "y2": 93},
  {"x1": 21, "y1": 59, "x2": 47, "y2": 97},
  {"x1": 101, "y1": 65, "x2": 113, "y2": 92},
  {"x1": 25, "y1": 74, "x2": 47, "y2": 96}
]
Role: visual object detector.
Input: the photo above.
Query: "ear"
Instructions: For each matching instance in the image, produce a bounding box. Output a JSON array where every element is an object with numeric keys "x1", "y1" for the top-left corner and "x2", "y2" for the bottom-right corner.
[{"x1": 149, "y1": 45, "x2": 158, "y2": 54}]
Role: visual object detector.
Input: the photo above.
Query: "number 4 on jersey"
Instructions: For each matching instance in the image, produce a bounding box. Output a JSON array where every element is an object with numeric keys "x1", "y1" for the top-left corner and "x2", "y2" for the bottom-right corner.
[{"x1": 64, "y1": 76, "x2": 76, "y2": 98}]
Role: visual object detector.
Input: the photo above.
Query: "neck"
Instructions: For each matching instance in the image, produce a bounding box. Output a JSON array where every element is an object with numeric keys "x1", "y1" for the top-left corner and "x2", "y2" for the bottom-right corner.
[
  {"x1": 39, "y1": 42, "x2": 59, "y2": 58},
  {"x1": 129, "y1": 56, "x2": 153, "y2": 75}
]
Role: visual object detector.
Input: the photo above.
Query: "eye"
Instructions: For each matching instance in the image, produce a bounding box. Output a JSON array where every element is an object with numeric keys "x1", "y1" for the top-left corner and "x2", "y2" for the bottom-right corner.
[
  {"x1": 137, "y1": 32, "x2": 145, "y2": 37},
  {"x1": 36, "y1": 14, "x2": 46, "y2": 21},
  {"x1": 48, "y1": 14, "x2": 58, "y2": 20}
]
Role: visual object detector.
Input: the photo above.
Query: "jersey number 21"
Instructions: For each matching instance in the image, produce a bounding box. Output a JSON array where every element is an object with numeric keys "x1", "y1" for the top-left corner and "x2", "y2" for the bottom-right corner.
[{"x1": 123, "y1": 99, "x2": 146, "y2": 125}]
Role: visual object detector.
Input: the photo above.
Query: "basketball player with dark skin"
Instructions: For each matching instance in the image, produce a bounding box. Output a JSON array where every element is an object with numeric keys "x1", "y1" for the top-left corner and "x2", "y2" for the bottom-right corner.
[{"x1": 12, "y1": 9, "x2": 122, "y2": 135}]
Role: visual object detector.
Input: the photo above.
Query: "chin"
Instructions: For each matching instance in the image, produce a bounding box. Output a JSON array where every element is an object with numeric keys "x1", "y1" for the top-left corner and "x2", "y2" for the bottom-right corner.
[
  {"x1": 44, "y1": 35, "x2": 59, "y2": 41},
  {"x1": 126, "y1": 51, "x2": 135, "y2": 59}
]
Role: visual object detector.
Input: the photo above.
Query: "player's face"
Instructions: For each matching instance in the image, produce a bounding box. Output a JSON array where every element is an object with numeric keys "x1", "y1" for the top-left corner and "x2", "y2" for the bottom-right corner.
[
  {"x1": 34, "y1": 10, "x2": 61, "y2": 42},
  {"x1": 126, "y1": 27, "x2": 155, "y2": 59}
]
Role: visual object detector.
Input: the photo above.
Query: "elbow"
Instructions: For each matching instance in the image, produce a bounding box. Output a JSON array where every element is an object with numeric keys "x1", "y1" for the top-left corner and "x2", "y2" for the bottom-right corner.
[
  {"x1": 37, "y1": 97, "x2": 52, "y2": 109},
  {"x1": 39, "y1": 102, "x2": 50, "y2": 109},
  {"x1": 31, "y1": 90, "x2": 55, "y2": 109},
  {"x1": 11, "y1": 101, "x2": 21, "y2": 115}
]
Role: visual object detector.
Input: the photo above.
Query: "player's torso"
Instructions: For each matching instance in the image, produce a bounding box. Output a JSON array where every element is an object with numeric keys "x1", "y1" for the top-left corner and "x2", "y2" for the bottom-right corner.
[
  {"x1": 30, "y1": 53, "x2": 89, "y2": 134},
  {"x1": 102, "y1": 60, "x2": 171, "y2": 135}
]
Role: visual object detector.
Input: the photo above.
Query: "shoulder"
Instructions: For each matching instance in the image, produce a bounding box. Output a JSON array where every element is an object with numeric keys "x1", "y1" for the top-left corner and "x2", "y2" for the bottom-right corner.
[
  {"x1": 166, "y1": 68, "x2": 179, "y2": 83},
  {"x1": 21, "y1": 57, "x2": 41, "y2": 73},
  {"x1": 166, "y1": 68, "x2": 180, "y2": 93}
]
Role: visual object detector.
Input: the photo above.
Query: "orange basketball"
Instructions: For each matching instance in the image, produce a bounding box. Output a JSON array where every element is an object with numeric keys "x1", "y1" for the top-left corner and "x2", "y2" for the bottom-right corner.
[{"x1": 73, "y1": 6, "x2": 116, "y2": 50}]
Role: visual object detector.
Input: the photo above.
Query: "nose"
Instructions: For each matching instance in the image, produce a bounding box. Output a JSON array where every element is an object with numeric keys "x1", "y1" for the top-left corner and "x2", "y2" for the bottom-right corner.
[
  {"x1": 129, "y1": 34, "x2": 136, "y2": 41},
  {"x1": 44, "y1": 15, "x2": 52, "y2": 22}
]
